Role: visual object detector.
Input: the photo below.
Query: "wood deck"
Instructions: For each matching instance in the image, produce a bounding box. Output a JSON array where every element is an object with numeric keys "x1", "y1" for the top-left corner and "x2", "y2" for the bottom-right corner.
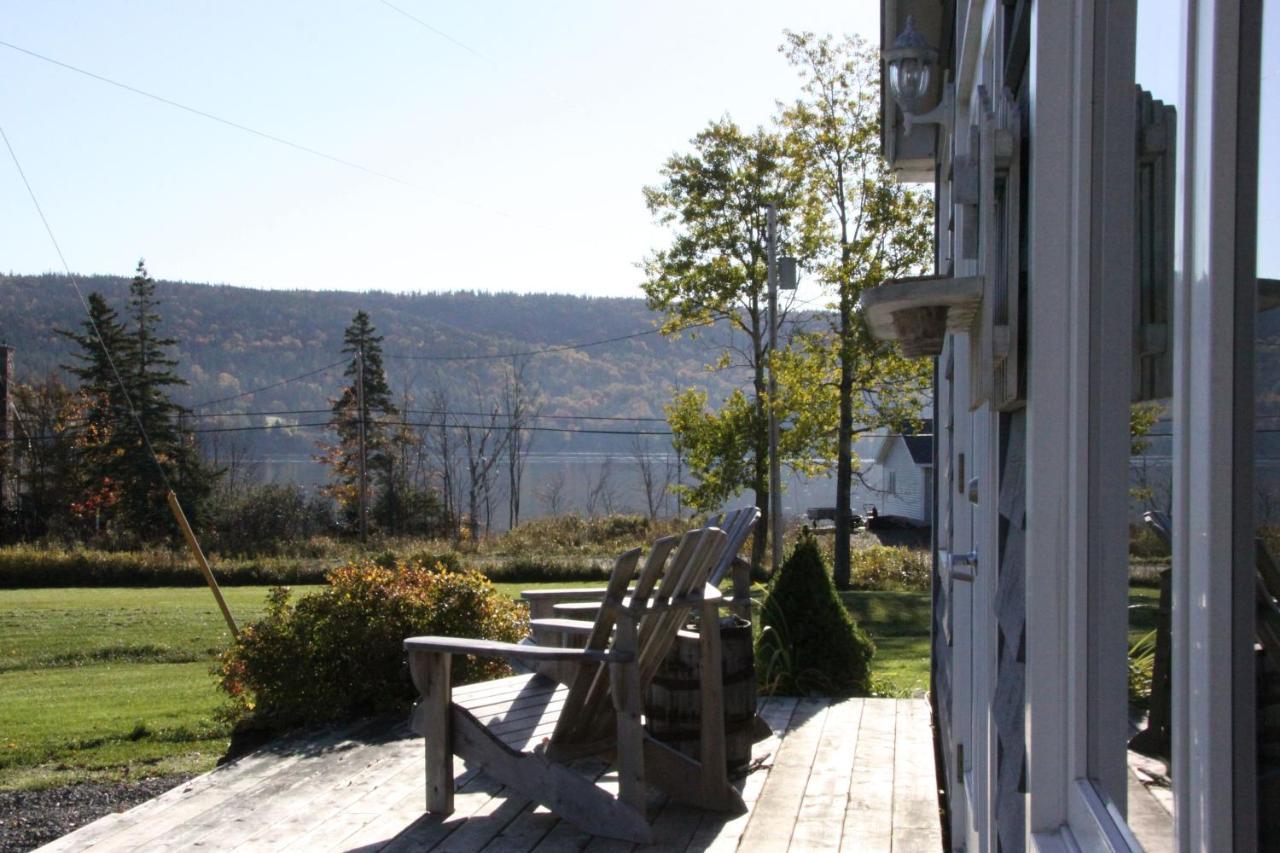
[{"x1": 38, "y1": 697, "x2": 942, "y2": 852}]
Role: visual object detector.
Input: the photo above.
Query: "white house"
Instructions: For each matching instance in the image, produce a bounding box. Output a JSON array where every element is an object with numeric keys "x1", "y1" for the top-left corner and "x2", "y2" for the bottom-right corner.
[
  {"x1": 869, "y1": 426, "x2": 934, "y2": 525},
  {"x1": 864, "y1": 0, "x2": 1276, "y2": 849}
]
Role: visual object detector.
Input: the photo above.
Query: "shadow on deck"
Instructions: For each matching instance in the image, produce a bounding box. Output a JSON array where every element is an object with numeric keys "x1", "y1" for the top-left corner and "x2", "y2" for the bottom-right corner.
[{"x1": 39, "y1": 697, "x2": 942, "y2": 852}]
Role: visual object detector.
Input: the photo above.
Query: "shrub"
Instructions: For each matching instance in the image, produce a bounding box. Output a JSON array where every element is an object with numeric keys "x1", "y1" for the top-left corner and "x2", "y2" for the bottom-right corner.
[
  {"x1": 756, "y1": 536, "x2": 875, "y2": 696},
  {"x1": 848, "y1": 545, "x2": 931, "y2": 592},
  {"x1": 218, "y1": 559, "x2": 527, "y2": 730},
  {"x1": 479, "y1": 558, "x2": 612, "y2": 584},
  {"x1": 487, "y1": 514, "x2": 685, "y2": 556},
  {"x1": 204, "y1": 484, "x2": 336, "y2": 556}
]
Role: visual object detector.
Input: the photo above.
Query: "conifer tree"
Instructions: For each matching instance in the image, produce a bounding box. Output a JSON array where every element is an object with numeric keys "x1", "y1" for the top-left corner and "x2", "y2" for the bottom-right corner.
[
  {"x1": 321, "y1": 311, "x2": 398, "y2": 533},
  {"x1": 59, "y1": 263, "x2": 214, "y2": 539},
  {"x1": 59, "y1": 292, "x2": 133, "y2": 530}
]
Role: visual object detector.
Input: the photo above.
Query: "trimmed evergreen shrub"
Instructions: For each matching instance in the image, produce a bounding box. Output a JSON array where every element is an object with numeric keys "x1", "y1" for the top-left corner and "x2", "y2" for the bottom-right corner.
[
  {"x1": 218, "y1": 559, "x2": 527, "y2": 729},
  {"x1": 756, "y1": 536, "x2": 875, "y2": 696}
]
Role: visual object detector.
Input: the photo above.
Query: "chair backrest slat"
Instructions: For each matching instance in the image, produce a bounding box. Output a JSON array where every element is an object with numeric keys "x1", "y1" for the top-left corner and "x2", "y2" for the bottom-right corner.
[
  {"x1": 551, "y1": 527, "x2": 724, "y2": 750},
  {"x1": 552, "y1": 547, "x2": 642, "y2": 740}
]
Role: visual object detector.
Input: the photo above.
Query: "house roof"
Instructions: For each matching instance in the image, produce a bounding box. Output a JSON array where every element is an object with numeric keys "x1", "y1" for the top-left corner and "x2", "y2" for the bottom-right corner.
[
  {"x1": 872, "y1": 420, "x2": 934, "y2": 467},
  {"x1": 902, "y1": 434, "x2": 934, "y2": 466}
]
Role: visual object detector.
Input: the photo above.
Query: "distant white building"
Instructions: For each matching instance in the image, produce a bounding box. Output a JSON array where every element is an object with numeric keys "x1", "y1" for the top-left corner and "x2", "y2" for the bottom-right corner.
[{"x1": 867, "y1": 427, "x2": 933, "y2": 525}]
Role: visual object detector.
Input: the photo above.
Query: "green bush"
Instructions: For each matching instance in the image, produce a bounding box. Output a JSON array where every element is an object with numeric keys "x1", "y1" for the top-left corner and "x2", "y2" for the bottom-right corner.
[
  {"x1": 848, "y1": 545, "x2": 931, "y2": 592},
  {"x1": 479, "y1": 557, "x2": 612, "y2": 583},
  {"x1": 0, "y1": 545, "x2": 333, "y2": 588},
  {"x1": 756, "y1": 537, "x2": 875, "y2": 696},
  {"x1": 486, "y1": 514, "x2": 685, "y2": 556},
  {"x1": 217, "y1": 559, "x2": 527, "y2": 729}
]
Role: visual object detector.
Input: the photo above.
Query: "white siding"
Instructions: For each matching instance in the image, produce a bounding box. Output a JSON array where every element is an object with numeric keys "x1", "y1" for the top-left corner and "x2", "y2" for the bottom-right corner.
[{"x1": 874, "y1": 437, "x2": 929, "y2": 523}]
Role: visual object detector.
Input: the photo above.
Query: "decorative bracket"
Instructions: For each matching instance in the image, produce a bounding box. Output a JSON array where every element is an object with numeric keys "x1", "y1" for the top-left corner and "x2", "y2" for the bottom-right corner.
[{"x1": 860, "y1": 275, "x2": 984, "y2": 357}]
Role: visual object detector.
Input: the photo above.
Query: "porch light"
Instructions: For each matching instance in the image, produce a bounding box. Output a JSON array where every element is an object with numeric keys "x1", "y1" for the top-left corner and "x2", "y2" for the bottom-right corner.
[{"x1": 882, "y1": 16, "x2": 953, "y2": 135}]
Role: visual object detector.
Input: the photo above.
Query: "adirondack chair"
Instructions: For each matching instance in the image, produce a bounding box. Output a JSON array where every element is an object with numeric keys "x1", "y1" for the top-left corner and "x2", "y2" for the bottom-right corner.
[
  {"x1": 403, "y1": 526, "x2": 746, "y2": 843},
  {"x1": 522, "y1": 507, "x2": 759, "y2": 635}
]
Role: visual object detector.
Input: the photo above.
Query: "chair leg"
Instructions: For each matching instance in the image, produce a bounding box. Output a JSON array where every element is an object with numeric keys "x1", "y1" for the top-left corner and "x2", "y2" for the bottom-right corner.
[
  {"x1": 698, "y1": 601, "x2": 730, "y2": 803},
  {"x1": 610, "y1": 614, "x2": 646, "y2": 814},
  {"x1": 411, "y1": 650, "x2": 454, "y2": 814}
]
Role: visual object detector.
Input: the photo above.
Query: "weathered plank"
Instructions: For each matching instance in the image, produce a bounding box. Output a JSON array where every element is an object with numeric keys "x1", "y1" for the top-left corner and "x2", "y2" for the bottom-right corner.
[
  {"x1": 38, "y1": 696, "x2": 943, "y2": 853},
  {"x1": 789, "y1": 697, "x2": 865, "y2": 851},
  {"x1": 891, "y1": 699, "x2": 942, "y2": 851},
  {"x1": 842, "y1": 694, "x2": 897, "y2": 851},
  {"x1": 736, "y1": 698, "x2": 830, "y2": 851},
  {"x1": 687, "y1": 695, "x2": 798, "y2": 853}
]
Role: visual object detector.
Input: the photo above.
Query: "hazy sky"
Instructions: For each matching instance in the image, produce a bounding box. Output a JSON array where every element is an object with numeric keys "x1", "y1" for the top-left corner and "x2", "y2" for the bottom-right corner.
[{"x1": 1, "y1": 1, "x2": 879, "y2": 298}]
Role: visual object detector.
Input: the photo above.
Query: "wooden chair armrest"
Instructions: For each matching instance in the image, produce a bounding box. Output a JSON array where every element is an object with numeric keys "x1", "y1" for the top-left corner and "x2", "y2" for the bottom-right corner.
[
  {"x1": 528, "y1": 618, "x2": 596, "y2": 637},
  {"x1": 404, "y1": 636, "x2": 631, "y2": 664},
  {"x1": 521, "y1": 586, "x2": 637, "y2": 619}
]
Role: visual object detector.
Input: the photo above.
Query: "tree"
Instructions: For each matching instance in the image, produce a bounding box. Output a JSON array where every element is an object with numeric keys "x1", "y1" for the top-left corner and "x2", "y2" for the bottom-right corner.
[
  {"x1": 8, "y1": 375, "x2": 82, "y2": 539},
  {"x1": 59, "y1": 292, "x2": 133, "y2": 533},
  {"x1": 778, "y1": 32, "x2": 935, "y2": 587},
  {"x1": 630, "y1": 433, "x2": 675, "y2": 520},
  {"x1": 643, "y1": 118, "x2": 822, "y2": 568},
  {"x1": 123, "y1": 260, "x2": 211, "y2": 534},
  {"x1": 59, "y1": 263, "x2": 214, "y2": 540},
  {"x1": 320, "y1": 311, "x2": 398, "y2": 537},
  {"x1": 503, "y1": 357, "x2": 540, "y2": 529}
]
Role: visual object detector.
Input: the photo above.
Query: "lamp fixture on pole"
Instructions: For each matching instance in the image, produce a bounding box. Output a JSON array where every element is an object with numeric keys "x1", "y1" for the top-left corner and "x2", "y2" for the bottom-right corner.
[{"x1": 882, "y1": 15, "x2": 953, "y2": 136}]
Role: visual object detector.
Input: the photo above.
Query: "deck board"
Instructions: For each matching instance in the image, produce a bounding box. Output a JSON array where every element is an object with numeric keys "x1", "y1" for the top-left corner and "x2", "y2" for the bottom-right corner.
[{"x1": 37, "y1": 697, "x2": 940, "y2": 852}]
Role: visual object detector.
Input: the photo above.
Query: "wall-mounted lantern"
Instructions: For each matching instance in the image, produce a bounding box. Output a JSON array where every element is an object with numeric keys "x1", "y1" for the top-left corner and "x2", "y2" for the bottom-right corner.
[{"x1": 882, "y1": 15, "x2": 954, "y2": 136}]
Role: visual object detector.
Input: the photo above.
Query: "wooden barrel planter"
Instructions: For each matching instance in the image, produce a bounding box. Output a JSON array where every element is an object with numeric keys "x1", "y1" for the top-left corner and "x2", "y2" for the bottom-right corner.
[{"x1": 643, "y1": 616, "x2": 756, "y2": 775}]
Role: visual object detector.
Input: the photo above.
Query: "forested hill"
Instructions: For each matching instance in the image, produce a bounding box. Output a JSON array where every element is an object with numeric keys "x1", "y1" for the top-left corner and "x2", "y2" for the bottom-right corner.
[{"x1": 0, "y1": 273, "x2": 744, "y2": 457}]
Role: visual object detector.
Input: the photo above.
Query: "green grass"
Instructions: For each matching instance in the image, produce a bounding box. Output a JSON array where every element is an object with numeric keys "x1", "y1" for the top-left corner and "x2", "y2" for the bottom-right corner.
[
  {"x1": 838, "y1": 591, "x2": 931, "y2": 697},
  {"x1": 0, "y1": 580, "x2": 605, "y2": 790},
  {"x1": 1, "y1": 580, "x2": 937, "y2": 790}
]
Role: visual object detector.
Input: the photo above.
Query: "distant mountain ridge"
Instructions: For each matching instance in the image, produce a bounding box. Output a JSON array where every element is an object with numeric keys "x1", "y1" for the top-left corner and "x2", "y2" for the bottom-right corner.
[{"x1": 0, "y1": 273, "x2": 744, "y2": 458}]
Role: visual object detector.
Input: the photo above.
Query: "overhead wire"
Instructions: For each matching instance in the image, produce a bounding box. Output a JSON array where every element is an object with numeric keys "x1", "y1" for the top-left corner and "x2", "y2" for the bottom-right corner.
[
  {"x1": 1, "y1": 120, "x2": 174, "y2": 493},
  {"x1": 0, "y1": 39, "x2": 411, "y2": 188},
  {"x1": 189, "y1": 359, "x2": 347, "y2": 409},
  {"x1": 375, "y1": 0, "x2": 489, "y2": 61}
]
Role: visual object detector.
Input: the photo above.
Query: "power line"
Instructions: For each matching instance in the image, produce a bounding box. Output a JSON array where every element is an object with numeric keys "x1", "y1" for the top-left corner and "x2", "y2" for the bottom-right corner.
[
  {"x1": 376, "y1": 0, "x2": 489, "y2": 61},
  {"x1": 0, "y1": 39, "x2": 411, "y2": 188},
  {"x1": 184, "y1": 406, "x2": 670, "y2": 423},
  {"x1": 189, "y1": 359, "x2": 347, "y2": 409},
  {"x1": 1, "y1": 119, "x2": 174, "y2": 493},
  {"x1": 381, "y1": 321, "x2": 714, "y2": 362}
]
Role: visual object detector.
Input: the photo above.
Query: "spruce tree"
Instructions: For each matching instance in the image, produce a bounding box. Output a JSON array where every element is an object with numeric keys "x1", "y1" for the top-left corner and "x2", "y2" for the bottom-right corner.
[
  {"x1": 322, "y1": 311, "x2": 398, "y2": 533},
  {"x1": 59, "y1": 293, "x2": 133, "y2": 530},
  {"x1": 59, "y1": 263, "x2": 214, "y2": 540}
]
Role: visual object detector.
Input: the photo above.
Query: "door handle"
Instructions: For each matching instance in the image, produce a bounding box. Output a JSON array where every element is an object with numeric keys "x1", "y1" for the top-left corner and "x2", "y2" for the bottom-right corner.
[{"x1": 950, "y1": 550, "x2": 978, "y2": 582}]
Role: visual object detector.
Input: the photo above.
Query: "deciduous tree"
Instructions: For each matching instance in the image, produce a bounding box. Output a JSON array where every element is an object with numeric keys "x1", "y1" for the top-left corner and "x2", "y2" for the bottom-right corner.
[
  {"x1": 643, "y1": 119, "x2": 821, "y2": 567},
  {"x1": 779, "y1": 32, "x2": 934, "y2": 587}
]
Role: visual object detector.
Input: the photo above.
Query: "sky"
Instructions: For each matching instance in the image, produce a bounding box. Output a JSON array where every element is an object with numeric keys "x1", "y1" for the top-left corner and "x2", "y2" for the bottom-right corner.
[{"x1": 0, "y1": 1, "x2": 880, "y2": 299}]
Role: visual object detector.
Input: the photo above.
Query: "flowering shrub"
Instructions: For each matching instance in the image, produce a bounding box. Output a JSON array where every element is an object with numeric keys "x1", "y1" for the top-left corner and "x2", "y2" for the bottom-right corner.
[{"x1": 219, "y1": 559, "x2": 527, "y2": 729}]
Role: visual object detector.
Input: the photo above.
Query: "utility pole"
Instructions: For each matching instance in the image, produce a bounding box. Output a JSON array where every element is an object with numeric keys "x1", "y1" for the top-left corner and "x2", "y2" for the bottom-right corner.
[
  {"x1": 766, "y1": 205, "x2": 783, "y2": 572},
  {"x1": 356, "y1": 344, "x2": 368, "y2": 544},
  {"x1": 0, "y1": 345, "x2": 13, "y2": 536}
]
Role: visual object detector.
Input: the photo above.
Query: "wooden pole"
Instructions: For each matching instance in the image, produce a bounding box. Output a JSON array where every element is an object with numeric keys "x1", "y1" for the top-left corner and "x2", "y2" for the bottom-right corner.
[
  {"x1": 766, "y1": 204, "x2": 783, "y2": 571},
  {"x1": 166, "y1": 489, "x2": 238, "y2": 638}
]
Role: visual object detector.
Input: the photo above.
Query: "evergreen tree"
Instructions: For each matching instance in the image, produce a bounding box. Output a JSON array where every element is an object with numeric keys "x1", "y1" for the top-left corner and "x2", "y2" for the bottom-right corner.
[
  {"x1": 59, "y1": 293, "x2": 133, "y2": 531},
  {"x1": 321, "y1": 311, "x2": 398, "y2": 534},
  {"x1": 59, "y1": 263, "x2": 215, "y2": 539}
]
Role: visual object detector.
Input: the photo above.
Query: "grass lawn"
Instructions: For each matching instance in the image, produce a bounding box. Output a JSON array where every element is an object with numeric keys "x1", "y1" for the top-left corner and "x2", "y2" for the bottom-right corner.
[
  {"x1": 0, "y1": 580, "x2": 602, "y2": 790},
  {"x1": 841, "y1": 591, "x2": 931, "y2": 697},
  {"x1": 1, "y1": 580, "x2": 936, "y2": 790}
]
